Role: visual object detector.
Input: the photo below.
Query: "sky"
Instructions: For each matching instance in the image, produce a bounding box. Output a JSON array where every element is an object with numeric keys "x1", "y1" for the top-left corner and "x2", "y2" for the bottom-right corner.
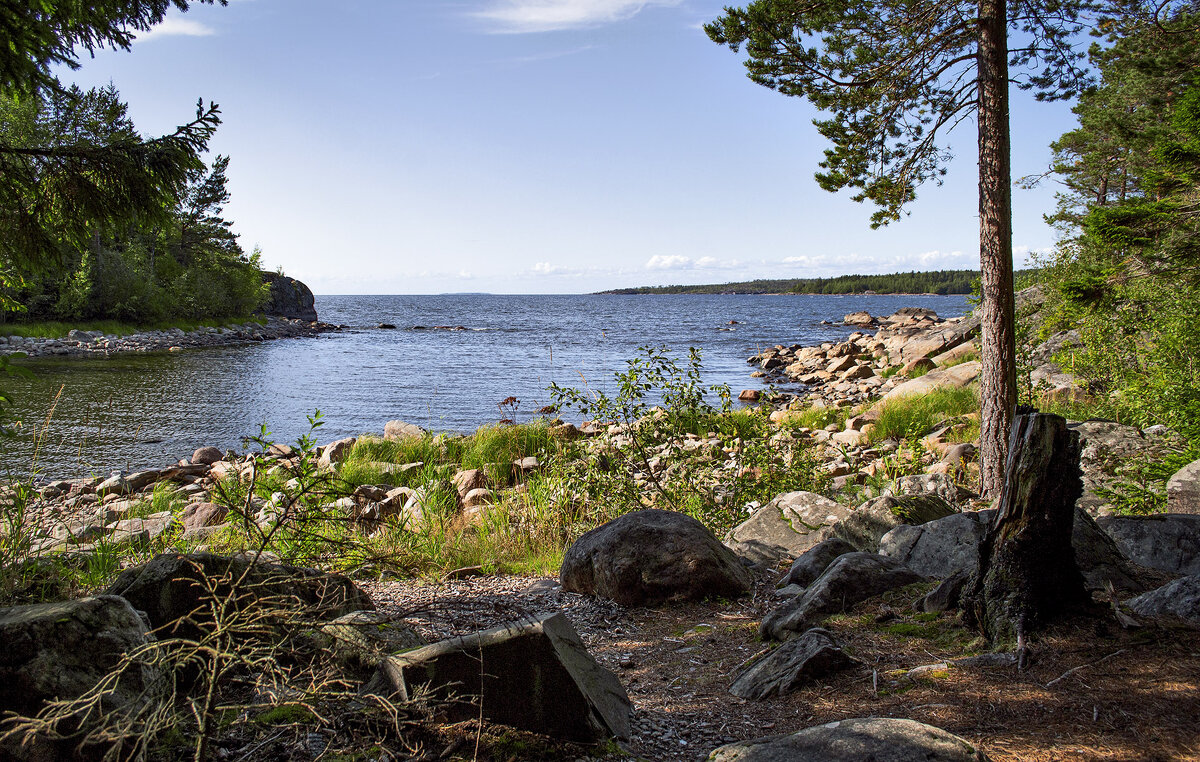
[{"x1": 59, "y1": 0, "x2": 1082, "y2": 294}]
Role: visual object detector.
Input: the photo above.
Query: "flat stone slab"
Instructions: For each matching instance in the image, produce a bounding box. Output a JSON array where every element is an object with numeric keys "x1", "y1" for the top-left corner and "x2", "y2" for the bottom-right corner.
[
  {"x1": 725, "y1": 492, "x2": 853, "y2": 566},
  {"x1": 706, "y1": 717, "x2": 990, "y2": 761},
  {"x1": 364, "y1": 612, "x2": 630, "y2": 742}
]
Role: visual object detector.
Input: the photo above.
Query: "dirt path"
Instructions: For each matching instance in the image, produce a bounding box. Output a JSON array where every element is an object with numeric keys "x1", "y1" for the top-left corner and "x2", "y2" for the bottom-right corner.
[{"x1": 361, "y1": 573, "x2": 1200, "y2": 762}]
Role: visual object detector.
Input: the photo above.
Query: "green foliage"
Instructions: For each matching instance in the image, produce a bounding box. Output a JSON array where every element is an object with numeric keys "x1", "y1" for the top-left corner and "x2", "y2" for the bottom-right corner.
[
  {"x1": 706, "y1": 0, "x2": 1094, "y2": 227},
  {"x1": 550, "y1": 345, "x2": 823, "y2": 531},
  {"x1": 0, "y1": 0, "x2": 226, "y2": 96},
  {"x1": 869, "y1": 386, "x2": 979, "y2": 443},
  {"x1": 1036, "y1": 18, "x2": 1200, "y2": 454},
  {"x1": 602, "y1": 269, "x2": 987, "y2": 295}
]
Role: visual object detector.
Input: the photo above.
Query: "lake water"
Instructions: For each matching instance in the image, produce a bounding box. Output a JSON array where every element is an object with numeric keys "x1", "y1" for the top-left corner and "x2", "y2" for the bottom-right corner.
[{"x1": 3, "y1": 293, "x2": 968, "y2": 478}]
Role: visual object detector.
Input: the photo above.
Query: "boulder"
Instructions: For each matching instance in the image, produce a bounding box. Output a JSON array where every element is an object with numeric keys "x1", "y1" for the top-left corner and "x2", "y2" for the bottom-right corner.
[
  {"x1": 383, "y1": 420, "x2": 427, "y2": 440},
  {"x1": 729, "y1": 628, "x2": 857, "y2": 700},
  {"x1": 780, "y1": 538, "x2": 858, "y2": 588},
  {"x1": 878, "y1": 511, "x2": 994, "y2": 579},
  {"x1": 725, "y1": 492, "x2": 853, "y2": 566},
  {"x1": 1097, "y1": 514, "x2": 1200, "y2": 576},
  {"x1": 561, "y1": 509, "x2": 751, "y2": 606},
  {"x1": 364, "y1": 613, "x2": 630, "y2": 742},
  {"x1": 832, "y1": 494, "x2": 958, "y2": 551},
  {"x1": 707, "y1": 717, "x2": 989, "y2": 761},
  {"x1": 880, "y1": 361, "x2": 981, "y2": 403},
  {"x1": 180, "y1": 502, "x2": 228, "y2": 533},
  {"x1": 452, "y1": 468, "x2": 488, "y2": 500},
  {"x1": 1126, "y1": 575, "x2": 1200, "y2": 627},
  {"x1": 882, "y1": 508, "x2": 1143, "y2": 591},
  {"x1": 260, "y1": 271, "x2": 318, "y2": 322},
  {"x1": 886, "y1": 473, "x2": 974, "y2": 507},
  {"x1": 843, "y1": 311, "x2": 875, "y2": 326},
  {"x1": 761, "y1": 553, "x2": 922, "y2": 640},
  {"x1": 191, "y1": 446, "x2": 224, "y2": 466},
  {"x1": 0, "y1": 595, "x2": 157, "y2": 719},
  {"x1": 1071, "y1": 509, "x2": 1143, "y2": 592},
  {"x1": 105, "y1": 552, "x2": 372, "y2": 637},
  {"x1": 1069, "y1": 420, "x2": 1169, "y2": 514},
  {"x1": 1167, "y1": 459, "x2": 1200, "y2": 514},
  {"x1": 318, "y1": 437, "x2": 357, "y2": 468}
]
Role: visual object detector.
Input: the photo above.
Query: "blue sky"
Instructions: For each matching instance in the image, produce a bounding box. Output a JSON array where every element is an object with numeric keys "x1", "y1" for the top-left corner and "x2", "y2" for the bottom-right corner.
[{"x1": 60, "y1": 0, "x2": 1080, "y2": 294}]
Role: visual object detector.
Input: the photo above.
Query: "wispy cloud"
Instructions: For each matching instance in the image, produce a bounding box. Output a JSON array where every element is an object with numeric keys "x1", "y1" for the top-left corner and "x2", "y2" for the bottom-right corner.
[
  {"x1": 475, "y1": 0, "x2": 682, "y2": 33},
  {"x1": 134, "y1": 16, "x2": 216, "y2": 42}
]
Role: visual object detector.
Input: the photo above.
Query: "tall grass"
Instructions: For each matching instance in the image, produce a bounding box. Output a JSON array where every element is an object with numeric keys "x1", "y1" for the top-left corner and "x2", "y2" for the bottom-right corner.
[{"x1": 869, "y1": 386, "x2": 979, "y2": 442}]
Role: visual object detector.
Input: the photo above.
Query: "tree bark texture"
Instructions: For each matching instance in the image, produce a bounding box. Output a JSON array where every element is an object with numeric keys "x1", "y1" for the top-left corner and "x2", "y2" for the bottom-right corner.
[
  {"x1": 963, "y1": 412, "x2": 1088, "y2": 644},
  {"x1": 977, "y1": 0, "x2": 1018, "y2": 497}
]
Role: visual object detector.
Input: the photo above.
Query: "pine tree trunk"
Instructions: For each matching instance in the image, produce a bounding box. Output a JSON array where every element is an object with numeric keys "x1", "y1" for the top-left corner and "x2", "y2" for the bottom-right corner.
[
  {"x1": 977, "y1": 0, "x2": 1017, "y2": 497},
  {"x1": 963, "y1": 412, "x2": 1088, "y2": 647}
]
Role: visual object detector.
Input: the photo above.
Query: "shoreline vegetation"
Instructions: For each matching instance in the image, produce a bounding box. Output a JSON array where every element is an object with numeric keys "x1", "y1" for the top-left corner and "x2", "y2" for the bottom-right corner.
[
  {"x1": 597, "y1": 269, "x2": 1023, "y2": 296},
  {"x1": 1, "y1": 294, "x2": 1198, "y2": 760}
]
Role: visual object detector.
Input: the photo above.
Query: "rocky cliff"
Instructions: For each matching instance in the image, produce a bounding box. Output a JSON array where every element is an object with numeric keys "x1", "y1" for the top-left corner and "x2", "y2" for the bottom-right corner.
[{"x1": 260, "y1": 271, "x2": 318, "y2": 322}]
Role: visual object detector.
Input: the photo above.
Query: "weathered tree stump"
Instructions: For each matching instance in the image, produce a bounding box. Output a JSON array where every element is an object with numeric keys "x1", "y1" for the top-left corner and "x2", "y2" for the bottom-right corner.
[{"x1": 963, "y1": 411, "x2": 1088, "y2": 649}]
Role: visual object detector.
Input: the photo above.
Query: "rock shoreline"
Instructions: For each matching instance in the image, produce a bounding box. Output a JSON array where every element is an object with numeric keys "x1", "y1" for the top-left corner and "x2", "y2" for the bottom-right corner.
[{"x1": 0, "y1": 315, "x2": 342, "y2": 359}]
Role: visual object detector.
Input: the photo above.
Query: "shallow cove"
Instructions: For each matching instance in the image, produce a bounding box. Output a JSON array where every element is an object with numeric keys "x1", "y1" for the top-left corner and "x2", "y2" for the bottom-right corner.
[{"x1": 3, "y1": 293, "x2": 968, "y2": 478}]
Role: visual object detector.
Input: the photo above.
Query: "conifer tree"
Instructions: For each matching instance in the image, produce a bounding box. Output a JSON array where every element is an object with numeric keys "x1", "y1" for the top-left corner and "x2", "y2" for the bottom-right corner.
[{"x1": 706, "y1": 0, "x2": 1181, "y2": 494}]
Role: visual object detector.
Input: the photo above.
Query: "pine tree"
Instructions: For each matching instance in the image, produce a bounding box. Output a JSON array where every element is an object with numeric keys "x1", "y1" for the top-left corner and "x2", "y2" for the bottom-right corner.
[{"x1": 705, "y1": 0, "x2": 1178, "y2": 494}]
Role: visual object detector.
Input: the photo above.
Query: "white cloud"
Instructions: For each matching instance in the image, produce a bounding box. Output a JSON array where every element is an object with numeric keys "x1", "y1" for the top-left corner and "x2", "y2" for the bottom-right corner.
[
  {"x1": 475, "y1": 0, "x2": 682, "y2": 33},
  {"x1": 134, "y1": 16, "x2": 216, "y2": 41},
  {"x1": 645, "y1": 254, "x2": 691, "y2": 270}
]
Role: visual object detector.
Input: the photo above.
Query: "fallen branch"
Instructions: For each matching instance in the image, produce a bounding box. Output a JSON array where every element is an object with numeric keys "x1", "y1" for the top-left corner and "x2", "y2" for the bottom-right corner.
[{"x1": 1044, "y1": 649, "x2": 1126, "y2": 688}]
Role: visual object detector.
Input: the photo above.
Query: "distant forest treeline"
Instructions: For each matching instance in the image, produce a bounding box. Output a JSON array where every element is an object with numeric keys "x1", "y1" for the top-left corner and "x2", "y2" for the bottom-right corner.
[{"x1": 600, "y1": 269, "x2": 998, "y2": 295}]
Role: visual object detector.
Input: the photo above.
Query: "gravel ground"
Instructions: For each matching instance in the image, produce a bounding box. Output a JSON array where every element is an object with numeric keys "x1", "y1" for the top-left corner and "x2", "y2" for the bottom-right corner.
[{"x1": 360, "y1": 571, "x2": 796, "y2": 762}]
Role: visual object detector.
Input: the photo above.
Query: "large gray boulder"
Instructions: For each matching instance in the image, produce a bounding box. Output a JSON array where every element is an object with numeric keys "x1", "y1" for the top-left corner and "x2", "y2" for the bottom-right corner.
[
  {"x1": 1126, "y1": 575, "x2": 1200, "y2": 627},
  {"x1": 832, "y1": 494, "x2": 958, "y2": 551},
  {"x1": 761, "y1": 553, "x2": 922, "y2": 641},
  {"x1": 725, "y1": 492, "x2": 853, "y2": 566},
  {"x1": 706, "y1": 717, "x2": 989, "y2": 761},
  {"x1": 886, "y1": 473, "x2": 974, "y2": 507},
  {"x1": 364, "y1": 613, "x2": 630, "y2": 742},
  {"x1": 1096, "y1": 514, "x2": 1200, "y2": 576},
  {"x1": 561, "y1": 509, "x2": 751, "y2": 606},
  {"x1": 730, "y1": 628, "x2": 857, "y2": 700},
  {"x1": 105, "y1": 552, "x2": 372, "y2": 637},
  {"x1": 879, "y1": 510, "x2": 995, "y2": 579},
  {"x1": 881, "y1": 508, "x2": 1141, "y2": 591},
  {"x1": 317, "y1": 611, "x2": 425, "y2": 679},
  {"x1": 0, "y1": 596, "x2": 157, "y2": 718},
  {"x1": 0, "y1": 596, "x2": 161, "y2": 761},
  {"x1": 1167, "y1": 460, "x2": 1200, "y2": 514}
]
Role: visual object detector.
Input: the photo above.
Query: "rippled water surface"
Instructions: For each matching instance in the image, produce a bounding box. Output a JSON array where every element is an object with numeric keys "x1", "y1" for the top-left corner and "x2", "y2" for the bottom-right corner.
[{"x1": 4, "y1": 293, "x2": 968, "y2": 477}]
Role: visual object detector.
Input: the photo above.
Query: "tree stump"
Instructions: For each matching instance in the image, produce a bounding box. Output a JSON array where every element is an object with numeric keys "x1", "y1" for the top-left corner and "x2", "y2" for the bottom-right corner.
[{"x1": 963, "y1": 411, "x2": 1088, "y2": 648}]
